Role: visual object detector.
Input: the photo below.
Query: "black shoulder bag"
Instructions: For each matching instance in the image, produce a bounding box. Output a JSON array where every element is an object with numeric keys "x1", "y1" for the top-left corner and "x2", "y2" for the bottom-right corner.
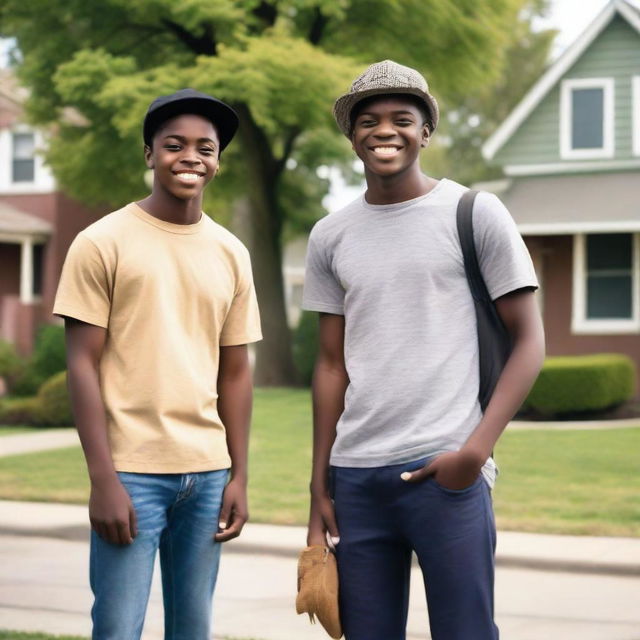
[{"x1": 456, "y1": 190, "x2": 512, "y2": 412}]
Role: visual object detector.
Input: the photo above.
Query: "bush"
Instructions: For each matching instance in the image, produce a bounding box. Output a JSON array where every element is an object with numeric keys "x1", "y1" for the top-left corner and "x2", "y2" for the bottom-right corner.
[
  {"x1": 37, "y1": 370, "x2": 73, "y2": 426},
  {"x1": 526, "y1": 353, "x2": 637, "y2": 417},
  {"x1": 293, "y1": 311, "x2": 319, "y2": 386},
  {"x1": 0, "y1": 396, "x2": 42, "y2": 425},
  {"x1": 31, "y1": 324, "x2": 66, "y2": 380},
  {"x1": 0, "y1": 339, "x2": 25, "y2": 392}
]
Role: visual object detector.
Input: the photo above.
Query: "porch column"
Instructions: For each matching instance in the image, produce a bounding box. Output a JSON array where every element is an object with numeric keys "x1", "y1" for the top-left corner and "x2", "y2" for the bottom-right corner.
[{"x1": 19, "y1": 237, "x2": 34, "y2": 304}]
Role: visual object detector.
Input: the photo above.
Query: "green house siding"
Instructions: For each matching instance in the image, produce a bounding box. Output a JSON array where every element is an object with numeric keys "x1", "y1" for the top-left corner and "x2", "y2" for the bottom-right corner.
[{"x1": 494, "y1": 15, "x2": 640, "y2": 167}]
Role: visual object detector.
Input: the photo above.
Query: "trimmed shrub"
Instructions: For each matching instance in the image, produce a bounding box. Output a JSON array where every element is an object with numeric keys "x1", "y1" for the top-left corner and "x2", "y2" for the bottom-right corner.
[
  {"x1": 37, "y1": 370, "x2": 73, "y2": 426},
  {"x1": 0, "y1": 339, "x2": 25, "y2": 392},
  {"x1": 0, "y1": 396, "x2": 42, "y2": 425},
  {"x1": 10, "y1": 366, "x2": 44, "y2": 397},
  {"x1": 293, "y1": 311, "x2": 319, "y2": 386},
  {"x1": 31, "y1": 324, "x2": 66, "y2": 380},
  {"x1": 526, "y1": 353, "x2": 636, "y2": 417}
]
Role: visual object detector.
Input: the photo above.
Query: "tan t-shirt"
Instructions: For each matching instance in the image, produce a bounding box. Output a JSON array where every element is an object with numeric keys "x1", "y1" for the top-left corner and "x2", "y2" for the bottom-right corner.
[{"x1": 54, "y1": 202, "x2": 262, "y2": 473}]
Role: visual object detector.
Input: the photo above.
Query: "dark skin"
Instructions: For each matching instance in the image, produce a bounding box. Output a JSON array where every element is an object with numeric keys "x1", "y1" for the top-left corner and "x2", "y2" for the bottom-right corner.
[
  {"x1": 65, "y1": 113, "x2": 252, "y2": 545},
  {"x1": 307, "y1": 96, "x2": 545, "y2": 546}
]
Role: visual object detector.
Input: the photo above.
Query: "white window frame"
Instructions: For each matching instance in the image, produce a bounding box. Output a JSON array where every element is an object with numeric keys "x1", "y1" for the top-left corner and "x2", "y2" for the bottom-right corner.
[
  {"x1": 572, "y1": 233, "x2": 640, "y2": 334},
  {"x1": 11, "y1": 130, "x2": 36, "y2": 184},
  {"x1": 560, "y1": 78, "x2": 614, "y2": 160},
  {"x1": 633, "y1": 76, "x2": 640, "y2": 156}
]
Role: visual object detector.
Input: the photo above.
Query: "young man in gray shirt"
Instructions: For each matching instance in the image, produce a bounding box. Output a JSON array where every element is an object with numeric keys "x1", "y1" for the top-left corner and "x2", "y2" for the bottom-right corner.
[{"x1": 302, "y1": 60, "x2": 545, "y2": 640}]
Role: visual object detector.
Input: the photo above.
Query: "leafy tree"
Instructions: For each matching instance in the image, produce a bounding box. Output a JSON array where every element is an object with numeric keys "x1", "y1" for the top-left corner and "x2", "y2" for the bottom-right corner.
[
  {"x1": 1, "y1": 0, "x2": 542, "y2": 384},
  {"x1": 423, "y1": 1, "x2": 556, "y2": 185}
]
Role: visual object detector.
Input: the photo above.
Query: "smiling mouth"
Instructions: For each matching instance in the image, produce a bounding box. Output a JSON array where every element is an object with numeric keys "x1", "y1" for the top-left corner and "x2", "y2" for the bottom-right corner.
[
  {"x1": 174, "y1": 172, "x2": 204, "y2": 183},
  {"x1": 371, "y1": 146, "x2": 401, "y2": 156}
]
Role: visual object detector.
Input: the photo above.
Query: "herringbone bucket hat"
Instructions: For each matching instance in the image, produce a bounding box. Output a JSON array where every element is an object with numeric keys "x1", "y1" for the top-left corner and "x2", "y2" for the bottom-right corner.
[{"x1": 333, "y1": 59, "x2": 439, "y2": 137}]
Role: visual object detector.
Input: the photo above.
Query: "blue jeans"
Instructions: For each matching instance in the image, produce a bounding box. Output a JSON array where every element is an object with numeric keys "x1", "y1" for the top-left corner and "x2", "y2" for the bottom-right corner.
[
  {"x1": 90, "y1": 470, "x2": 228, "y2": 640},
  {"x1": 332, "y1": 457, "x2": 498, "y2": 640}
]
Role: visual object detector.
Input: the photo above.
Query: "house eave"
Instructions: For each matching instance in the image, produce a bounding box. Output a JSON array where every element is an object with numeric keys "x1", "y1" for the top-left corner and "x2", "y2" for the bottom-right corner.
[{"x1": 519, "y1": 221, "x2": 640, "y2": 236}]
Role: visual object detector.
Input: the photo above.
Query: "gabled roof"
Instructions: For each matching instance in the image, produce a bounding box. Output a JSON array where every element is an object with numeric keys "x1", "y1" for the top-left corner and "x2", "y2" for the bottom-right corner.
[
  {"x1": 0, "y1": 201, "x2": 52, "y2": 237},
  {"x1": 483, "y1": 0, "x2": 640, "y2": 160}
]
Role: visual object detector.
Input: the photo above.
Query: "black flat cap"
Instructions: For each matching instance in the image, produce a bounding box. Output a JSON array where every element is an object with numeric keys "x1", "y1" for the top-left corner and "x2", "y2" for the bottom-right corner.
[{"x1": 143, "y1": 88, "x2": 239, "y2": 151}]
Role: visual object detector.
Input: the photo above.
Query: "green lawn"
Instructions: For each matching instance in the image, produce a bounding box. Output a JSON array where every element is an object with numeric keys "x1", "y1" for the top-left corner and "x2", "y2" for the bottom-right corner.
[
  {"x1": 0, "y1": 388, "x2": 638, "y2": 537},
  {"x1": 0, "y1": 426, "x2": 35, "y2": 436}
]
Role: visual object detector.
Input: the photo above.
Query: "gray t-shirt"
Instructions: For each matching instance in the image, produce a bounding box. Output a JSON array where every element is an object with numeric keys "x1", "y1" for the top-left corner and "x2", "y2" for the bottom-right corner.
[{"x1": 302, "y1": 178, "x2": 538, "y2": 481}]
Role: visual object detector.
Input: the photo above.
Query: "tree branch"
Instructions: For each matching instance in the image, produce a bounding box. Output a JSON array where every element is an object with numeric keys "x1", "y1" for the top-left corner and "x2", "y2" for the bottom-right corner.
[
  {"x1": 308, "y1": 7, "x2": 329, "y2": 45},
  {"x1": 161, "y1": 19, "x2": 217, "y2": 55},
  {"x1": 275, "y1": 126, "x2": 301, "y2": 175}
]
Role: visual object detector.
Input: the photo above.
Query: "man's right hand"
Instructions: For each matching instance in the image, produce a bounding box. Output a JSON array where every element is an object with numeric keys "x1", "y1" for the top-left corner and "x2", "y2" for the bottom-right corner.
[
  {"x1": 307, "y1": 490, "x2": 339, "y2": 547},
  {"x1": 89, "y1": 475, "x2": 137, "y2": 545}
]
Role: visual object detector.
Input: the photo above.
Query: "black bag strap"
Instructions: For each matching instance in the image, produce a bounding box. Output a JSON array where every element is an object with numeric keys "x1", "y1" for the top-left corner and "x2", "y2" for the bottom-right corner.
[{"x1": 456, "y1": 190, "x2": 491, "y2": 304}]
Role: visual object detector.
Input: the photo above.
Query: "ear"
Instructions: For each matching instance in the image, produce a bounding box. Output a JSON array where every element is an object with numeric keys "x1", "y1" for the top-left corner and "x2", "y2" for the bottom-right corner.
[
  {"x1": 420, "y1": 124, "x2": 430, "y2": 148},
  {"x1": 144, "y1": 145, "x2": 154, "y2": 169}
]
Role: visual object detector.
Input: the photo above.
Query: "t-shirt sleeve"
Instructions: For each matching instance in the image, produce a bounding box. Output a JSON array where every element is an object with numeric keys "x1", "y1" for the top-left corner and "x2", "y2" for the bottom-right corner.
[
  {"x1": 220, "y1": 247, "x2": 262, "y2": 346},
  {"x1": 53, "y1": 233, "x2": 112, "y2": 328},
  {"x1": 473, "y1": 192, "x2": 539, "y2": 301},
  {"x1": 302, "y1": 224, "x2": 345, "y2": 315}
]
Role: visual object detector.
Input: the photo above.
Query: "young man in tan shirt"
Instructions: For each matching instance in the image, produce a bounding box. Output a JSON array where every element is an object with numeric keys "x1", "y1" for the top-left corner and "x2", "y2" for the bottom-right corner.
[{"x1": 54, "y1": 89, "x2": 261, "y2": 639}]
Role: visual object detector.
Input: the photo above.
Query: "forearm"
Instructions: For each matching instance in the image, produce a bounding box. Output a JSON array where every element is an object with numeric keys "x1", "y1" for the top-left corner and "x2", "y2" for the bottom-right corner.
[
  {"x1": 218, "y1": 348, "x2": 252, "y2": 482},
  {"x1": 464, "y1": 319, "x2": 545, "y2": 461},
  {"x1": 310, "y1": 360, "x2": 348, "y2": 494},
  {"x1": 67, "y1": 353, "x2": 115, "y2": 484}
]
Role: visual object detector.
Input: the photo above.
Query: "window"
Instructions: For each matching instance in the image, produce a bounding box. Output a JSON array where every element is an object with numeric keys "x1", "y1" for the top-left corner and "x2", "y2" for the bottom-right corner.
[
  {"x1": 12, "y1": 132, "x2": 35, "y2": 182},
  {"x1": 560, "y1": 78, "x2": 614, "y2": 160},
  {"x1": 572, "y1": 233, "x2": 640, "y2": 334},
  {"x1": 633, "y1": 76, "x2": 640, "y2": 156}
]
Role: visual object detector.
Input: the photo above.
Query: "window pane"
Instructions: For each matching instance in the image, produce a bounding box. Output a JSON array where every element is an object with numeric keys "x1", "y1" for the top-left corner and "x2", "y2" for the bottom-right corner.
[
  {"x1": 572, "y1": 88, "x2": 604, "y2": 149},
  {"x1": 587, "y1": 234, "x2": 632, "y2": 271},
  {"x1": 587, "y1": 275, "x2": 632, "y2": 318},
  {"x1": 13, "y1": 133, "x2": 34, "y2": 159},
  {"x1": 12, "y1": 158, "x2": 35, "y2": 182}
]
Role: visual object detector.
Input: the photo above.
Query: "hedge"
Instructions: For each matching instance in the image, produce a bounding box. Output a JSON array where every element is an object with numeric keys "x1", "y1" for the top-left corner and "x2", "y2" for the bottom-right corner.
[
  {"x1": 0, "y1": 370, "x2": 73, "y2": 427},
  {"x1": 526, "y1": 353, "x2": 636, "y2": 416}
]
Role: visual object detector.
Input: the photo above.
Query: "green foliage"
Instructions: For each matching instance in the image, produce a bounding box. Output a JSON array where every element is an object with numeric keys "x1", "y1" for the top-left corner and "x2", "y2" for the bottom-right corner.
[
  {"x1": 31, "y1": 325, "x2": 67, "y2": 380},
  {"x1": 10, "y1": 367, "x2": 44, "y2": 397},
  {"x1": 0, "y1": 340, "x2": 25, "y2": 391},
  {"x1": 526, "y1": 354, "x2": 637, "y2": 417},
  {"x1": 0, "y1": 396, "x2": 42, "y2": 426},
  {"x1": 1, "y1": 0, "x2": 541, "y2": 212},
  {"x1": 293, "y1": 310, "x2": 319, "y2": 386},
  {"x1": 37, "y1": 371, "x2": 73, "y2": 426},
  {"x1": 0, "y1": 369, "x2": 73, "y2": 426}
]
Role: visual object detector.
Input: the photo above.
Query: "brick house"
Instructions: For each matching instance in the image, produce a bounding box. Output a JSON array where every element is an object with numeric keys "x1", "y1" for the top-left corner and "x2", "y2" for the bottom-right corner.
[{"x1": 0, "y1": 70, "x2": 105, "y2": 355}]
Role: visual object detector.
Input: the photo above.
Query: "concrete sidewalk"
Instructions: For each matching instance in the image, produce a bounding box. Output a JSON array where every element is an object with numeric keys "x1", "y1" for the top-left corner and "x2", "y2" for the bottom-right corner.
[
  {"x1": 1, "y1": 424, "x2": 640, "y2": 578},
  {"x1": 1, "y1": 500, "x2": 639, "y2": 577}
]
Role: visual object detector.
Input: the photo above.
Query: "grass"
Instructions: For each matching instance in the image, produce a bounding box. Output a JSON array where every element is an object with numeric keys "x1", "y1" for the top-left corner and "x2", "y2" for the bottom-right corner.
[
  {"x1": 0, "y1": 388, "x2": 638, "y2": 537},
  {"x1": 0, "y1": 426, "x2": 35, "y2": 436}
]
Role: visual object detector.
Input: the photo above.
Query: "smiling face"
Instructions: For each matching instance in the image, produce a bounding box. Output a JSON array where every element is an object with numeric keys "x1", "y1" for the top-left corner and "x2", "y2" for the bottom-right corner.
[
  {"x1": 350, "y1": 95, "x2": 430, "y2": 180},
  {"x1": 144, "y1": 113, "x2": 220, "y2": 205}
]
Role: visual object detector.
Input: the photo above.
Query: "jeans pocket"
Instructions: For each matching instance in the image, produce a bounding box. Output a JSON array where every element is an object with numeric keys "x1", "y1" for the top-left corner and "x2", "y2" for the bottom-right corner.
[{"x1": 431, "y1": 474, "x2": 482, "y2": 496}]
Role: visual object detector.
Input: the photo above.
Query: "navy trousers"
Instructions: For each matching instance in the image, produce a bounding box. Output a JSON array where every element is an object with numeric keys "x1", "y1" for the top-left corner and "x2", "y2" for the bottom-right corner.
[{"x1": 332, "y1": 457, "x2": 499, "y2": 640}]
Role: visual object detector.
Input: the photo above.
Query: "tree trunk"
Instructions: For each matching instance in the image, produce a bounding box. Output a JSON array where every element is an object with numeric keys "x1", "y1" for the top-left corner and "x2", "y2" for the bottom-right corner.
[{"x1": 231, "y1": 106, "x2": 299, "y2": 386}]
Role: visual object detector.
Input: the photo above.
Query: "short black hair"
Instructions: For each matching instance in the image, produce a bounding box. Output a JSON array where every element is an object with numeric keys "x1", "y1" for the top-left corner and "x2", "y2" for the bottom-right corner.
[{"x1": 349, "y1": 93, "x2": 432, "y2": 136}]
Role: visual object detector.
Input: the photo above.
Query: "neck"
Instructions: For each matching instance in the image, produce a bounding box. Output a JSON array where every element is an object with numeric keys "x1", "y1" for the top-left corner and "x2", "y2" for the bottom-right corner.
[
  {"x1": 364, "y1": 168, "x2": 437, "y2": 205},
  {"x1": 137, "y1": 192, "x2": 203, "y2": 225}
]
